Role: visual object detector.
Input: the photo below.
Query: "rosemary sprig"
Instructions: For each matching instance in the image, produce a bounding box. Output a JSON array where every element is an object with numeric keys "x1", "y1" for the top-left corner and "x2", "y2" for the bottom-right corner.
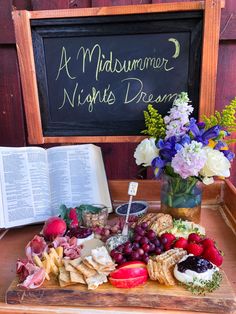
[{"x1": 180, "y1": 271, "x2": 222, "y2": 295}]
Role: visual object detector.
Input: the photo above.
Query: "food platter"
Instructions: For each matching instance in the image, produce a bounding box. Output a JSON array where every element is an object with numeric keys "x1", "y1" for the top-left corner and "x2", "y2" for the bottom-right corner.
[{"x1": 5, "y1": 204, "x2": 236, "y2": 314}]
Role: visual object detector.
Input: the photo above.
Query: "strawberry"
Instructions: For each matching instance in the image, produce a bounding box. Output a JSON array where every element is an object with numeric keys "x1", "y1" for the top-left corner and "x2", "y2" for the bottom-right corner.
[
  {"x1": 68, "y1": 208, "x2": 79, "y2": 228},
  {"x1": 201, "y1": 238, "x2": 215, "y2": 249},
  {"x1": 174, "y1": 237, "x2": 188, "y2": 249},
  {"x1": 202, "y1": 246, "x2": 223, "y2": 266},
  {"x1": 186, "y1": 243, "x2": 203, "y2": 256},
  {"x1": 161, "y1": 233, "x2": 176, "y2": 251},
  {"x1": 188, "y1": 233, "x2": 202, "y2": 243}
]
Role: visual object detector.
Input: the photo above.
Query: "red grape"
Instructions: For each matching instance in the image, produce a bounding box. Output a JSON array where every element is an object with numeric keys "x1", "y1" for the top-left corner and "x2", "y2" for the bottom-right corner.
[
  {"x1": 110, "y1": 249, "x2": 117, "y2": 258},
  {"x1": 149, "y1": 243, "x2": 155, "y2": 252},
  {"x1": 123, "y1": 246, "x2": 132, "y2": 255},
  {"x1": 137, "y1": 229, "x2": 145, "y2": 236},
  {"x1": 142, "y1": 255, "x2": 149, "y2": 264},
  {"x1": 137, "y1": 248, "x2": 144, "y2": 256},
  {"x1": 141, "y1": 222, "x2": 148, "y2": 230},
  {"x1": 133, "y1": 234, "x2": 141, "y2": 242},
  {"x1": 153, "y1": 238, "x2": 161, "y2": 247},
  {"x1": 114, "y1": 253, "x2": 123, "y2": 263},
  {"x1": 132, "y1": 242, "x2": 140, "y2": 250},
  {"x1": 124, "y1": 242, "x2": 132, "y2": 249},
  {"x1": 134, "y1": 225, "x2": 142, "y2": 234},
  {"x1": 131, "y1": 251, "x2": 140, "y2": 260},
  {"x1": 104, "y1": 229, "x2": 110, "y2": 237},
  {"x1": 147, "y1": 230, "x2": 156, "y2": 240},
  {"x1": 154, "y1": 247, "x2": 162, "y2": 255},
  {"x1": 140, "y1": 237, "x2": 149, "y2": 245},
  {"x1": 142, "y1": 243, "x2": 150, "y2": 253},
  {"x1": 161, "y1": 237, "x2": 168, "y2": 245},
  {"x1": 117, "y1": 244, "x2": 124, "y2": 252}
]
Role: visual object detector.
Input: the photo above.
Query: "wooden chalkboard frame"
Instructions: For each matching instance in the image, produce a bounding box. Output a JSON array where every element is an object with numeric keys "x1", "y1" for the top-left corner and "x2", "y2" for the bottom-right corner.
[{"x1": 12, "y1": 0, "x2": 224, "y2": 144}]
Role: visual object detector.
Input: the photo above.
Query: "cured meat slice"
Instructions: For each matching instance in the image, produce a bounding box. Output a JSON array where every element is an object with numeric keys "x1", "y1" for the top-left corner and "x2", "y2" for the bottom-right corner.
[{"x1": 25, "y1": 235, "x2": 48, "y2": 261}]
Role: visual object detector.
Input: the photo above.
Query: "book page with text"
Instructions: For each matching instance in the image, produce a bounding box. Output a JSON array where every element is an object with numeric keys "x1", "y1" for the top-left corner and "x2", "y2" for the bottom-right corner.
[
  {"x1": 47, "y1": 144, "x2": 112, "y2": 215},
  {"x1": 0, "y1": 177, "x2": 5, "y2": 228},
  {"x1": 0, "y1": 147, "x2": 51, "y2": 228}
]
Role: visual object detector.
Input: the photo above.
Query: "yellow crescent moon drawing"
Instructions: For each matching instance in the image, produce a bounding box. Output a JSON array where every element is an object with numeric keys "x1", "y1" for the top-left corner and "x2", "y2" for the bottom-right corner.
[{"x1": 168, "y1": 38, "x2": 180, "y2": 58}]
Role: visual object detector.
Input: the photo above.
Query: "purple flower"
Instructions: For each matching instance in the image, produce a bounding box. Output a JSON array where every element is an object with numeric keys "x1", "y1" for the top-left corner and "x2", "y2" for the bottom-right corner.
[
  {"x1": 158, "y1": 136, "x2": 177, "y2": 162},
  {"x1": 202, "y1": 125, "x2": 221, "y2": 141},
  {"x1": 214, "y1": 141, "x2": 225, "y2": 150},
  {"x1": 188, "y1": 118, "x2": 221, "y2": 145},
  {"x1": 152, "y1": 157, "x2": 166, "y2": 178},
  {"x1": 222, "y1": 150, "x2": 235, "y2": 161}
]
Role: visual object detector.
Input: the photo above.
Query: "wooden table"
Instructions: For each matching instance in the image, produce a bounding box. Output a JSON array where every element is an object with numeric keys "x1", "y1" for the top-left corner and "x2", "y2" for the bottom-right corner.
[{"x1": 0, "y1": 180, "x2": 236, "y2": 314}]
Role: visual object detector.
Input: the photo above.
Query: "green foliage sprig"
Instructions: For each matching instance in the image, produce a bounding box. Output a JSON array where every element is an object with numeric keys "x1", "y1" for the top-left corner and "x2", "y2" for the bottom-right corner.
[
  {"x1": 202, "y1": 97, "x2": 236, "y2": 136},
  {"x1": 141, "y1": 104, "x2": 166, "y2": 139},
  {"x1": 180, "y1": 271, "x2": 222, "y2": 295}
]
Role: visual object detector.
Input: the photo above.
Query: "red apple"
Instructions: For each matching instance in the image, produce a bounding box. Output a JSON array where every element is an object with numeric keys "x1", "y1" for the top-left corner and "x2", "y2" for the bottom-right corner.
[
  {"x1": 42, "y1": 216, "x2": 67, "y2": 240},
  {"x1": 109, "y1": 274, "x2": 148, "y2": 288},
  {"x1": 117, "y1": 261, "x2": 147, "y2": 269},
  {"x1": 110, "y1": 267, "x2": 147, "y2": 279}
]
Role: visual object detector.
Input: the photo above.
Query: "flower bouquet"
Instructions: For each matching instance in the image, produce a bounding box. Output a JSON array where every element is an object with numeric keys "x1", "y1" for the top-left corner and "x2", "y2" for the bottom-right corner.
[{"x1": 134, "y1": 93, "x2": 236, "y2": 222}]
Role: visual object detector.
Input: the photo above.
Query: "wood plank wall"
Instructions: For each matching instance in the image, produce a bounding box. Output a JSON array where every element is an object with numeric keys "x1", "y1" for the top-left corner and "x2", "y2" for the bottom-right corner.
[{"x1": 0, "y1": 0, "x2": 236, "y2": 183}]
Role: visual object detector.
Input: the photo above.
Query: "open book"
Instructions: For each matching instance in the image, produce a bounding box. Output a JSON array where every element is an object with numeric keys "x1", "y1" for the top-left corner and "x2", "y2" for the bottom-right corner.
[{"x1": 0, "y1": 144, "x2": 112, "y2": 228}]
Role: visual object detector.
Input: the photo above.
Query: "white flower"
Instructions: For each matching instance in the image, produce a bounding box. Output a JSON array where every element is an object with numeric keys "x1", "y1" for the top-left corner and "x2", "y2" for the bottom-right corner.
[
  {"x1": 200, "y1": 147, "x2": 231, "y2": 178},
  {"x1": 202, "y1": 177, "x2": 214, "y2": 185},
  {"x1": 134, "y1": 138, "x2": 159, "y2": 166}
]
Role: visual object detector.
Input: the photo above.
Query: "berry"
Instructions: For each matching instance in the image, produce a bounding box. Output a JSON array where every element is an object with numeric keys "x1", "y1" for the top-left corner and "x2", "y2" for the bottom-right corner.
[
  {"x1": 202, "y1": 246, "x2": 223, "y2": 266},
  {"x1": 123, "y1": 246, "x2": 132, "y2": 255},
  {"x1": 141, "y1": 222, "x2": 148, "y2": 230},
  {"x1": 113, "y1": 253, "x2": 123, "y2": 263},
  {"x1": 132, "y1": 242, "x2": 140, "y2": 250},
  {"x1": 133, "y1": 234, "x2": 141, "y2": 242},
  {"x1": 186, "y1": 243, "x2": 203, "y2": 256},
  {"x1": 161, "y1": 233, "x2": 176, "y2": 244},
  {"x1": 161, "y1": 233, "x2": 176, "y2": 251},
  {"x1": 188, "y1": 233, "x2": 202, "y2": 243},
  {"x1": 149, "y1": 243, "x2": 156, "y2": 252},
  {"x1": 140, "y1": 237, "x2": 149, "y2": 245},
  {"x1": 137, "y1": 248, "x2": 144, "y2": 256},
  {"x1": 146, "y1": 230, "x2": 156, "y2": 240},
  {"x1": 153, "y1": 238, "x2": 161, "y2": 247},
  {"x1": 174, "y1": 237, "x2": 188, "y2": 249},
  {"x1": 68, "y1": 208, "x2": 79, "y2": 228},
  {"x1": 154, "y1": 247, "x2": 162, "y2": 255},
  {"x1": 131, "y1": 251, "x2": 140, "y2": 261},
  {"x1": 142, "y1": 243, "x2": 150, "y2": 253},
  {"x1": 201, "y1": 238, "x2": 215, "y2": 249}
]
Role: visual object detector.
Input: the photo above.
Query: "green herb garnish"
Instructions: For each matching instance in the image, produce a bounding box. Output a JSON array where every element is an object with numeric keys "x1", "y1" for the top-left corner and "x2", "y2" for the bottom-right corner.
[{"x1": 180, "y1": 271, "x2": 222, "y2": 295}]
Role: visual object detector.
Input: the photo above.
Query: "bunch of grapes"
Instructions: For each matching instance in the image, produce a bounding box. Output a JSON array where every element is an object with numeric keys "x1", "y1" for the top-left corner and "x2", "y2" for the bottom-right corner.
[
  {"x1": 93, "y1": 223, "x2": 122, "y2": 242},
  {"x1": 110, "y1": 222, "x2": 165, "y2": 264}
]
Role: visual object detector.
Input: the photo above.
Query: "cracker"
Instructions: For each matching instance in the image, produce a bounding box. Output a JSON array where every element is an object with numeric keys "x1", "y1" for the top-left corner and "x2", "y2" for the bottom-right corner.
[
  {"x1": 59, "y1": 267, "x2": 71, "y2": 283},
  {"x1": 63, "y1": 259, "x2": 77, "y2": 272},
  {"x1": 69, "y1": 257, "x2": 82, "y2": 268},
  {"x1": 91, "y1": 246, "x2": 113, "y2": 266},
  {"x1": 86, "y1": 273, "x2": 107, "y2": 290},
  {"x1": 76, "y1": 263, "x2": 97, "y2": 278},
  {"x1": 83, "y1": 256, "x2": 100, "y2": 270},
  {"x1": 70, "y1": 271, "x2": 86, "y2": 284}
]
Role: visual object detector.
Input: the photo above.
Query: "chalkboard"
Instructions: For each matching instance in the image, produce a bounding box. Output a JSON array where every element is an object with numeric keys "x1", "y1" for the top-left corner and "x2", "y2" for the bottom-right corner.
[
  {"x1": 13, "y1": 2, "x2": 223, "y2": 143},
  {"x1": 31, "y1": 11, "x2": 202, "y2": 137}
]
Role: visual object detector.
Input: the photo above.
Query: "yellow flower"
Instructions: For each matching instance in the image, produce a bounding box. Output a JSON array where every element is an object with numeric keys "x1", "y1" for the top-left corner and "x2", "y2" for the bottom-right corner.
[{"x1": 208, "y1": 140, "x2": 216, "y2": 148}]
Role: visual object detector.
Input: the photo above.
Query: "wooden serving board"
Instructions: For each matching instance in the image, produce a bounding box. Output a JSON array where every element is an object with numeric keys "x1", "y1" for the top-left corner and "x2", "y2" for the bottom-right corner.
[{"x1": 6, "y1": 272, "x2": 236, "y2": 313}]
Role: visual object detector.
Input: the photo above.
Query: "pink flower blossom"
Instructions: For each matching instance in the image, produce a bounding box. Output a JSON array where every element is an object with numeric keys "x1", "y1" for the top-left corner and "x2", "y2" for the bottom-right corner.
[{"x1": 171, "y1": 141, "x2": 207, "y2": 178}]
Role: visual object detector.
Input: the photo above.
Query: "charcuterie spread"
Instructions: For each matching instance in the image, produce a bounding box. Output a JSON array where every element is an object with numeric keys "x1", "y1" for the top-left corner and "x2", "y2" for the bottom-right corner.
[{"x1": 14, "y1": 206, "x2": 224, "y2": 295}]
